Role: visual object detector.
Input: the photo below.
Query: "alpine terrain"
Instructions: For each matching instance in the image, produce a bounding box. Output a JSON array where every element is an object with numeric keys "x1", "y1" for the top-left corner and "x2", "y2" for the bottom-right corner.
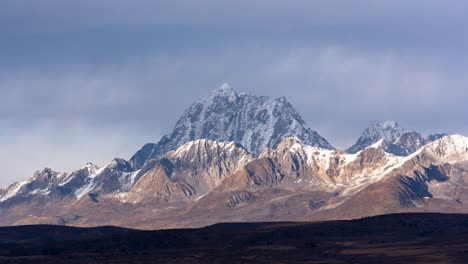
[
  {"x1": 0, "y1": 84, "x2": 466, "y2": 230},
  {"x1": 346, "y1": 120, "x2": 448, "y2": 156}
]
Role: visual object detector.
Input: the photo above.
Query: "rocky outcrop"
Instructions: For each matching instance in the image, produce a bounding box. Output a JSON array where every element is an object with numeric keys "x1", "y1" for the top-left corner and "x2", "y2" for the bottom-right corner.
[{"x1": 124, "y1": 139, "x2": 253, "y2": 203}]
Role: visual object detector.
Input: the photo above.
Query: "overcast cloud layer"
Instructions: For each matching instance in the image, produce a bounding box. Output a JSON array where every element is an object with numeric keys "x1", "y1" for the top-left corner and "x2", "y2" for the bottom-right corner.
[{"x1": 1, "y1": 0, "x2": 467, "y2": 186}]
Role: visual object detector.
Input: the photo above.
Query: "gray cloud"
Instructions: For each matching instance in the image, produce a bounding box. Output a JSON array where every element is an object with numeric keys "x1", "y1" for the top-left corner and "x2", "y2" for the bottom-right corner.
[{"x1": 1, "y1": 1, "x2": 468, "y2": 186}]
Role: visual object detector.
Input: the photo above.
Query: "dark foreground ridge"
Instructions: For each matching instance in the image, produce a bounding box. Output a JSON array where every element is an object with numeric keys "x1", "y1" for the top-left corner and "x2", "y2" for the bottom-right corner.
[{"x1": 1, "y1": 213, "x2": 468, "y2": 263}]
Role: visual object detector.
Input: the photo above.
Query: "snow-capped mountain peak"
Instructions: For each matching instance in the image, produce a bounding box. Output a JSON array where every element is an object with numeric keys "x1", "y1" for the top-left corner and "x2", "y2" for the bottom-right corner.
[
  {"x1": 346, "y1": 120, "x2": 406, "y2": 154},
  {"x1": 130, "y1": 84, "x2": 333, "y2": 167},
  {"x1": 207, "y1": 82, "x2": 237, "y2": 101},
  {"x1": 421, "y1": 134, "x2": 468, "y2": 163},
  {"x1": 347, "y1": 120, "x2": 450, "y2": 157},
  {"x1": 213, "y1": 82, "x2": 233, "y2": 93},
  {"x1": 81, "y1": 162, "x2": 100, "y2": 174},
  {"x1": 366, "y1": 139, "x2": 386, "y2": 150},
  {"x1": 0, "y1": 167, "x2": 67, "y2": 202}
]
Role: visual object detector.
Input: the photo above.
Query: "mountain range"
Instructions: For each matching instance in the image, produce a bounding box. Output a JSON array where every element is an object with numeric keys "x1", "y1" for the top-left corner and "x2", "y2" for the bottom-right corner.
[
  {"x1": 346, "y1": 120, "x2": 447, "y2": 155},
  {"x1": 0, "y1": 83, "x2": 465, "y2": 229}
]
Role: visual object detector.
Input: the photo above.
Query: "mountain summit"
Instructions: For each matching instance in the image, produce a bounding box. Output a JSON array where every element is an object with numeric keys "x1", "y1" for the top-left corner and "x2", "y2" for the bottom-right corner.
[
  {"x1": 347, "y1": 120, "x2": 448, "y2": 156},
  {"x1": 346, "y1": 121, "x2": 406, "y2": 154},
  {"x1": 130, "y1": 83, "x2": 333, "y2": 167}
]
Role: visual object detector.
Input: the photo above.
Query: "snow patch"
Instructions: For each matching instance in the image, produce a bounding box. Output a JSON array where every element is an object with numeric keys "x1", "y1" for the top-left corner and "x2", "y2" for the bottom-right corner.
[{"x1": 0, "y1": 181, "x2": 27, "y2": 202}]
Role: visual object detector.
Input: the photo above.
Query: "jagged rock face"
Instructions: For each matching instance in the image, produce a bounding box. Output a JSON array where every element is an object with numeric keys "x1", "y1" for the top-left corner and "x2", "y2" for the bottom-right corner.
[
  {"x1": 124, "y1": 139, "x2": 253, "y2": 203},
  {"x1": 57, "y1": 163, "x2": 100, "y2": 196},
  {"x1": 88, "y1": 159, "x2": 141, "y2": 195},
  {"x1": 235, "y1": 158, "x2": 284, "y2": 190},
  {"x1": 346, "y1": 162, "x2": 456, "y2": 217},
  {"x1": 223, "y1": 135, "x2": 468, "y2": 219},
  {"x1": 347, "y1": 121, "x2": 449, "y2": 157},
  {"x1": 0, "y1": 168, "x2": 68, "y2": 203},
  {"x1": 0, "y1": 160, "x2": 142, "y2": 205},
  {"x1": 258, "y1": 138, "x2": 337, "y2": 189},
  {"x1": 347, "y1": 121, "x2": 406, "y2": 154},
  {"x1": 130, "y1": 83, "x2": 333, "y2": 168},
  {"x1": 224, "y1": 137, "x2": 402, "y2": 194},
  {"x1": 60, "y1": 159, "x2": 142, "y2": 200},
  {"x1": 327, "y1": 135, "x2": 468, "y2": 219},
  {"x1": 22, "y1": 168, "x2": 62, "y2": 194},
  {"x1": 338, "y1": 147, "x2": 399, "y2": 185},
  {"x1": 384, "y1": 132, "x2": 427, "y2": 156},
  {"x1": 421, "y1": 135, "x2": 468, "y2": 164},
  {"x1": 123, "y1": 158, "x2": 193, "y2": 203},
  {"x1": 164, "y1": 140, "x2": 252, "y2": 191}
]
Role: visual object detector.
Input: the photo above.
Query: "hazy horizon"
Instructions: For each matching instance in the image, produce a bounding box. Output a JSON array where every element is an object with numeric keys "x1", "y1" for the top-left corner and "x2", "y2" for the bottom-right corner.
[{"x1": 1, "y1": 0, "x2": 468, "y2": 186}]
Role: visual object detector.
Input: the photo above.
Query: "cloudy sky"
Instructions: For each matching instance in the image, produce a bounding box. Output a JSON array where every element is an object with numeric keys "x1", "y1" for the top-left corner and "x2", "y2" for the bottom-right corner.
[{"x1": 1, "y1": 0, "x2": 467, "y2": 186}]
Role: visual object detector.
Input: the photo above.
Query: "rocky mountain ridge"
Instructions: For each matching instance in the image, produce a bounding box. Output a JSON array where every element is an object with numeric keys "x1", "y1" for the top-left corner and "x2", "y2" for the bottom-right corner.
[
  {"x1": 0, "y1": 84, "x2": 463, "y2": 229},
  {"x1": 1, "y1": 134, "x2": 466, "y2": 229},
  {"x1": 346, "y1": 120, "x2": 447, "y2": 156}
]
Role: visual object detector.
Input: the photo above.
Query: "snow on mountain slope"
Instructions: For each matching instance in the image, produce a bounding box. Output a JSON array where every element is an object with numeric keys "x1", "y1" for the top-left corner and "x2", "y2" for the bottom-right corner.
[
  {"x1": 130, "y1": 83, "x2": 333, "y2": 168},
  {"x1": 210, "y1": 136, "x2": 407, "y2": 202},
  {"x1": 0, "y1": 168, "x2": 66, "y2": 202},
  {"x1": 0, "y1": 181, "x2": 29, "y2": 202},
  {"x1": 58, "y1": 163, "x2": 100, "y2": 187},
  {"x1": 346, "y1": 120, "x2": 449, "y2": 157},
  {"x1": 124, "y1": 139, "x2": 253, "y2": 203},
  {"x1": 328, "y1": 134, "x2": 468, "y2": 218},
  {"x1": 418, "y1": 134, "x2": 468, "y2": 164},
  {"x1": 272, "y1": 137, "x2": 407, "y2": 190},
  {"x1": 346, "y1": 121, "x2": 406, "y2": 154},
  {"x1": 385, "y1": 132, "x2": 427, "y2": 156},
  {"x1": 0, "y1": 159, "x2": 142, "y2": 203},
  {"x1": 70, "y1": 158, "x2": 142, "y2": 199}
]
